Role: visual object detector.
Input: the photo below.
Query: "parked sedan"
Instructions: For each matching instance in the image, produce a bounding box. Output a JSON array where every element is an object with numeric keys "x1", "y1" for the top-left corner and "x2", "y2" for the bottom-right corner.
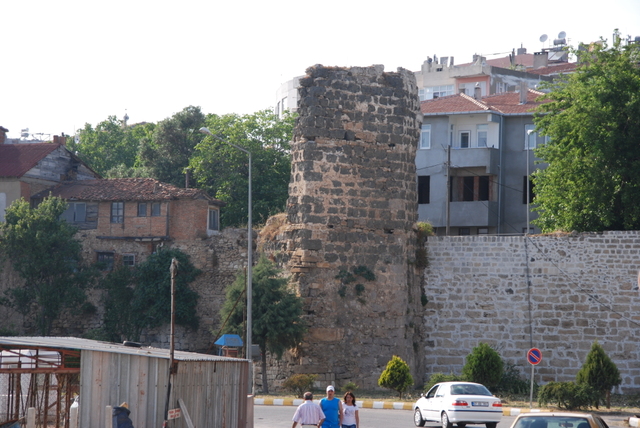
[
  {"x1": 413, "y1": 381, "x2": 502, "y2": 428},
  {"x1": 509, "y1": 412, "x2": 610, "y2": 428}
]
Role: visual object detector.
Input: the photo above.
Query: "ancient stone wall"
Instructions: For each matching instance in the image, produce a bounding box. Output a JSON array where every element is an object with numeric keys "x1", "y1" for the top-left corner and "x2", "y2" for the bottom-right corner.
[
  {"x1": 424, "y1": 232, "x2": 640, "y2": 393},
  {"x1": 260, "y1": 64, "x2": 426, "y2": 390},
  {"x1": 0, "y1": 228, "x2": 251, "y2": 353}
]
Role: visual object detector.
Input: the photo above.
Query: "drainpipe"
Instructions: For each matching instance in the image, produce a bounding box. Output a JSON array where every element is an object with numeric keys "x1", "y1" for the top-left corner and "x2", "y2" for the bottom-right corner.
[{"x1": 497, "y1": 115, "x2": 504, "y2": 234}]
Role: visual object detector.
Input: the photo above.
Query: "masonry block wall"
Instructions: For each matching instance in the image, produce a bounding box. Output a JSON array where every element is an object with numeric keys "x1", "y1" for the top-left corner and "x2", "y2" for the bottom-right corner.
[
  {"x1": 424, "y1": 232, "x2": 640, "y2": 393},
  {"x1": 262, "y1": 64, "x2": 425, "y2": 389}
]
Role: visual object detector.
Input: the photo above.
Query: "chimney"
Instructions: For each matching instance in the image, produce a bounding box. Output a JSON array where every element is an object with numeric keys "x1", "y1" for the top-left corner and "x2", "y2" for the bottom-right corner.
[
  {"x1": 474, "y1": 85, "x2": 482, "y2": 99},
  {"x1": 533, "y1": 51, "x2": 548, "y2": 69},
  {"x1": 53, "y1": 135, "x2": 67, "y2": 146},
  {"x1": 0, "y1": 126, "x2": 8, "y2": 144},
  {"x1": 519, "y1": 81, "x2": 528, "y2": 104},
  {"x1": 517, "y1": 45, "x2": 527, "y2": 55}
]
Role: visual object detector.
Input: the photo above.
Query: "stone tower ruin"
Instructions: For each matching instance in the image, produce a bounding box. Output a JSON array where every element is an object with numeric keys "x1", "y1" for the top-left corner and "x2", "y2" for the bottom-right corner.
[{"x1": 262, "y1": 64, "x2": 424, "y2": 389}]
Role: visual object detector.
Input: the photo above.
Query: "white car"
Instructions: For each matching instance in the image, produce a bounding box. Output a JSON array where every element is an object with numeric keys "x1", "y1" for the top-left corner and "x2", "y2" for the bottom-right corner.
[{"x1": 413, "y1": 381, "x2": 503, "y2": 428}]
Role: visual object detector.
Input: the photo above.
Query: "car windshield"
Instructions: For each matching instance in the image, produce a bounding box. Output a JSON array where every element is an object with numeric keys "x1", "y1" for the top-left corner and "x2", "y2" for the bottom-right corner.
[
  {"x1": 513, "y1": 416, "x2": 591, "y2": 428},
  {"x1": 449, "y1": 384, "x2": 492, "y2": 396}
]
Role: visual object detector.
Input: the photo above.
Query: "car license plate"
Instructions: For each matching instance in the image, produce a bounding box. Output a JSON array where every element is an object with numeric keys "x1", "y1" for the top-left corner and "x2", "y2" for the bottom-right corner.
[{"x1": 472, "y1": 402, "x2": 488, "y2": 407}]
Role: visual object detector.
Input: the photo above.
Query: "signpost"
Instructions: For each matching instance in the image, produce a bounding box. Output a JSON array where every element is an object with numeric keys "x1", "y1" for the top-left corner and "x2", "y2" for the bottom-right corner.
[{"x1": 527, "y1": 348, "x2": 542, "y2": 409}]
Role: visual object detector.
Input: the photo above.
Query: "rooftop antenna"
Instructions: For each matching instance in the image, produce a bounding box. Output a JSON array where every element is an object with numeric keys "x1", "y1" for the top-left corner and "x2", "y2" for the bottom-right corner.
[{"x1": 539, "y1": 34, "x2": 548, "y2": 50}]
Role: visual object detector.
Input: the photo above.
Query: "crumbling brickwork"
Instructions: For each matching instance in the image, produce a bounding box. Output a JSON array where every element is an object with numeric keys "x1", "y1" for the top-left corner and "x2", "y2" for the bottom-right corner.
[{"x1": 262, "y1": 64, "x2": 425, "y2": 389}]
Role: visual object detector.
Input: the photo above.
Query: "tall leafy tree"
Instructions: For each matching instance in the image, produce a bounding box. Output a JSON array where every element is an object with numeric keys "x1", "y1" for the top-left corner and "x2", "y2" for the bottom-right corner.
[
  {"x1": 191, "y1": 109, "x2": 295, "y2": 227},
  {"x1": 219, "y1": 255, "x2": 306, "y2": 393},
  {"x1": 138, "y1": 105, "x2": 205, "y2": 187},
  {"x1": 69, "y1": 116, "x2": 151, "y2": 176},
  {"x1": 0, "y1": 197, "x2": 95, "y2": 335},
  {"x1": 576, "y1": 341, "x2": 621, "y2": 409},
  {"x1": 97, "y1": 248, "x2": 201, "y2": 342},
  {"x1": 533, "y1": 31, "x2": 640, "y2": 232}
]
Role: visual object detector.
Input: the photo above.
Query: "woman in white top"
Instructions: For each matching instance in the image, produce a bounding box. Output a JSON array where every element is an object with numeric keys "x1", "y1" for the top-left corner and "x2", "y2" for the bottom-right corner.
[{"x1": 341, "y1": 391, "x2": 359, "y2": 428}]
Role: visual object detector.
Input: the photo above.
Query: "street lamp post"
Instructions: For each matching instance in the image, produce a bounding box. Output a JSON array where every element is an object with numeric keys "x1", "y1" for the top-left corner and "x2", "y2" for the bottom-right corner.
[{"x1": 199, "y1": 127, "x2": 253, "y2": 390}]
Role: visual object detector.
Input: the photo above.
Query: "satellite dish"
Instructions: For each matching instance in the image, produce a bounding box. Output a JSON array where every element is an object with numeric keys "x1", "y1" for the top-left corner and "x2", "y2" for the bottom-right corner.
[
  {"x1": 558, "y1": 31, "x2": 566, "y2": 39},
  {"x1": 540, "y1": 34, "x2": 548, "y2": 43}
]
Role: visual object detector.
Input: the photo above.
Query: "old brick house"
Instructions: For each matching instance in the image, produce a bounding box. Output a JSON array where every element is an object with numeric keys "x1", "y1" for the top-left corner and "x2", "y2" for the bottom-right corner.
[
  {"x1": 0, "y1": 136, "x2": 99, "y2": 222},
  {"x1": 32, "y1": 178, "x2": 225, "y2": 268}
]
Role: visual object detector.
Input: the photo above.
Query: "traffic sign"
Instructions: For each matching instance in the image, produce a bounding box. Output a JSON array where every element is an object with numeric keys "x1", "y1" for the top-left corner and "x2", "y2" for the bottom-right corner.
[{"x1": 527, "y1": 348, "x2": 542, "y2": 365}]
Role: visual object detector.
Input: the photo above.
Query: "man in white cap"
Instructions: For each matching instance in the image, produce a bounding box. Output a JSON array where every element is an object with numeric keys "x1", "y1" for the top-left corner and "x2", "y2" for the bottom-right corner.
[
  {"x1": 292, "y1": 392, "x2": 325, "y2": 428},
  {"x1": 320, "y1": 385, "x2": 342, "y2": 428}
]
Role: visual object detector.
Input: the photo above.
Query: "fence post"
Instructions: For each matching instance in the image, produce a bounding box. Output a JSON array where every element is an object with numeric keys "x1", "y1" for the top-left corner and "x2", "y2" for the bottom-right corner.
[
  {"x1": 69, "y1": 404, "x2": 78, "y2": 428},
  {"x1": 106, "y1": 405, "x2": 113, "y2": 428},
  {"x1": 26, "y1": 407, "x2": 36, "y2": 428}
]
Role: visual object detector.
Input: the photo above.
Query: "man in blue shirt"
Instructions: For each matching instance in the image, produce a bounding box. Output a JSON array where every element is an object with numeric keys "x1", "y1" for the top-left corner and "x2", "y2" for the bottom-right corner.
[{"x1": 320, "y1": 385, "x2": 342, "y2": 428}]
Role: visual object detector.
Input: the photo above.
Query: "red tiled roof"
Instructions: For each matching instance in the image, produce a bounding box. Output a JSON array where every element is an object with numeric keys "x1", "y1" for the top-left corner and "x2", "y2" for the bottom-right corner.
[
  {"x1": 421, "y1": 90, "x2": 548, "y2": 115},
  {"x1": 421, "y1": 93, "x2": 489, "y2": 114},
  {"x1": 0, "y1": 143, "x2": 60, "y2": 178},
  {"x1": 33, "y1": 178, "x2": 225, "y2": 205}
]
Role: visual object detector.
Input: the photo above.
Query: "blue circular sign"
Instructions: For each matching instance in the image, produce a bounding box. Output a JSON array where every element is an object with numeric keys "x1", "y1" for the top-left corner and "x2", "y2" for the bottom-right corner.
[{"x1": 527, "y1": 348, "x2": 542, "y2": 365}]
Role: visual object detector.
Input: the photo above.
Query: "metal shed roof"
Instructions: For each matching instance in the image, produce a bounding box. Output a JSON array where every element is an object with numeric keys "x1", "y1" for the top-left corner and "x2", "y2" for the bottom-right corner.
[{"x1": 0, "y1": 336, "x2": 245, "y2": 362}]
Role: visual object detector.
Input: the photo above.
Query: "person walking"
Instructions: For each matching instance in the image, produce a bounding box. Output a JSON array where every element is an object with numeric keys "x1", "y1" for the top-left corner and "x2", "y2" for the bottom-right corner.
[
  {"x1": 292, "y1": 392, "x2": 326, "y2": 428},
  {"x1": 320, "y1": 385, "x2": 342, "y2": 428},
  {"x1": 341, "y1": 391, "x2": 359, "y2": 428}
]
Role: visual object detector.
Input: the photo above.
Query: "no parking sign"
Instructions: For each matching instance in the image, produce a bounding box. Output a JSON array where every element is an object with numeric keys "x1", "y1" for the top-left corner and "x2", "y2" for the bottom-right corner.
[{"x1": 527, "y1": 348, "x2": 542, "y2": 365}]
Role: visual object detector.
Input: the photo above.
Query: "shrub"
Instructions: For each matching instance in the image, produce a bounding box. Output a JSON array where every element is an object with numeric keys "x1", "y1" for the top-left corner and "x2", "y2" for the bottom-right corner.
[
  {"x1": 424, "y1": 373, "x2": 465, "y2": 392},
  {"x1": 340, "y1": 381, "x2": 359, "y2": 393},
  {"x1": 462, "y1": 343, "x2": 503, "y2": 389},
  {"x1": 538, "y1": 381, "x2": 598, "y2": 410},
  {"x1": 496, "y1": 361, "x2": 531, "y2": 396},
  {"x1": 378, "y1": 355, "x2": 414, "y2": 399},
  {"x1": 283, "y1": 374, "x2": 318, "y2": 398},
  {"x1": 576, "y1": 341, "x2": 621, "y2": 409}
]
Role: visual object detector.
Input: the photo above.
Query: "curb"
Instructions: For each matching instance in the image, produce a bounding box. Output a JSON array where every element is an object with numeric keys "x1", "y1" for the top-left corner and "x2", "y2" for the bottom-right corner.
[{"x1": 253, "y1": 399, "x2": 543, "y2": 415}]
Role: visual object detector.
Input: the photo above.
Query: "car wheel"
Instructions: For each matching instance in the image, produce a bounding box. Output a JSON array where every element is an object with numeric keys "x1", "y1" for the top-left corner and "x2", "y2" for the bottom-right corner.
[
  {"x1": 458, "y1": 424, "x2": 466, "y2": 428},
  {"x1": 414, "y1": 408, "x2": 426, "y2": 427},
  {"x1": 486, "y1": 423, "x2": 497, "y2": 428},
  {"x1": 442, "y1": 412, "x2": 453, "y2": 428}
]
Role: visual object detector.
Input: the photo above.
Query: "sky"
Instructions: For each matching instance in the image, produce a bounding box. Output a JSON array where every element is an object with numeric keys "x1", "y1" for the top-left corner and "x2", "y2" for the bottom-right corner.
[{"x1": 2, "y1": 0, "x2": 639, "y2": 140}]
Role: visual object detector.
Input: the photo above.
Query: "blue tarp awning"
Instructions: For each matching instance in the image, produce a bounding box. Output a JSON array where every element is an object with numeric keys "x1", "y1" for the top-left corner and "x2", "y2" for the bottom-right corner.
[{"x1": 214, "y1": 334, "x2": 243, "y2": 347}]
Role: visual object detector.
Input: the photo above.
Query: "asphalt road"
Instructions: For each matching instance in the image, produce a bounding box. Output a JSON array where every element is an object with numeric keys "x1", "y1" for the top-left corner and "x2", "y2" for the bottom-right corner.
[{"x1": 254, "y1": 406, "x2": 631, "y2": 428}]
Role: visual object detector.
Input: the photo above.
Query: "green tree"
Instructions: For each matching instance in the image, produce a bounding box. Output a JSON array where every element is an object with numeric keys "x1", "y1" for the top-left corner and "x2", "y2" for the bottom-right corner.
[
  {"x1": 575, "y1": 341, "x2": 621, "y2": 409},
  {"x1": 462, "y1": 342, "x2": 503, "y2": 389},
  {"x1": 220, "y1": 255, "x2": 306, "y2": 393},
  {"x1": 138, "y1": 106, "x2": 205, "y2": 187},
  {"x1": 533, "y1": 31, "x2": 640, "y2": 232},
  {"x1": 69, "y1": 116, "x2": 150, "y2": 176},
  {"x1": 378, "y1": 355, "x2": 413, "y2": 399},
  {"x1": 191, "y1": 109, "x2": 295, "y2": 227},
  {"x1": 0, "y1": 197, "x2": 95, "y2": 334},
  {"x1": 96, "y1": 248, "x2": 201, "y2": 342}
]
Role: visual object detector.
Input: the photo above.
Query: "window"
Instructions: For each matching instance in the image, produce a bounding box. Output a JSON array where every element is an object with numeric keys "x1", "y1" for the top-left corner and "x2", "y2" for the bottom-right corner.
[
  {"x1": 460, "y1": 131, "x2": 470, "y2": 148},
  {"x1": 525, "y1": 124, "x2": 537, "y2": 150},
  {"x1": 459, "y1": 228, "x2": 471, "y2": 235},
  {"x1": 523, "y1": 176, "x2": 535, "y2": 204},
  {"x1": 61, "y1": 202, "x2": 86, "y2": 223},
  {"x1": 151, "y1": 202, "x2": 161, "y2": 216},
  {"x1": 478, "y1": 228, "x2": 489, "y2": 234},
  {"x1": 477, "y1": 124, "x2": 488, "y2": 147},
  {"x1": 208, "y1": 208, "x2": 220, "y2": 232},
  {"x1": 123, "y1": 254, "x2": 136, "y2": 267},
  {"x1": 462, "y1": 176, "x2": 474, "y2": 201},
  {"x1": 111, "y1": 202, "x2": 124, "y2": 223},
  {"x1": 418, "y1": 176, "x2": 430, "y2": 204},
  {"x1": 97, "y1": 252, "x2": 114, "y2": 270},
  {"x1": 478, "y1": 176, "x2": 490, "y2": 201},
  {"x1": 451, "y1": 175, "x2": 493, "y2": 202},
  {"x1": 423, "y1": 85, "x2": 454, "y2": 100},
  {"x1": 138, "y1": 203, "x2": 147, "y2": 217},
  {"x1": 420, "y1": 124, "x2": 431, "y2": 149}
]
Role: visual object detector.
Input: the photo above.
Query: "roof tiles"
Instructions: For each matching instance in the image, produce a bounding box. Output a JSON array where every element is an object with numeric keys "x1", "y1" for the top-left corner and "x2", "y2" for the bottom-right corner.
[
  {"x1": 0, "y1": 143, "x2": 60, "y2": 178},
  {"x1": 33, "y1": 178, "x2": 225, "y2": 205},
  {"x1": 421, "y1": 89, "x2": 548, "y2": 115}
]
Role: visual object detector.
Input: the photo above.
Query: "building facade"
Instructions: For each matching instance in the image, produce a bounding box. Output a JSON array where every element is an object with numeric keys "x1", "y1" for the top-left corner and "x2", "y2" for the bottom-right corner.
[{"x1": 417, "y1": 89, "x2": 548, "y2": 235}]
